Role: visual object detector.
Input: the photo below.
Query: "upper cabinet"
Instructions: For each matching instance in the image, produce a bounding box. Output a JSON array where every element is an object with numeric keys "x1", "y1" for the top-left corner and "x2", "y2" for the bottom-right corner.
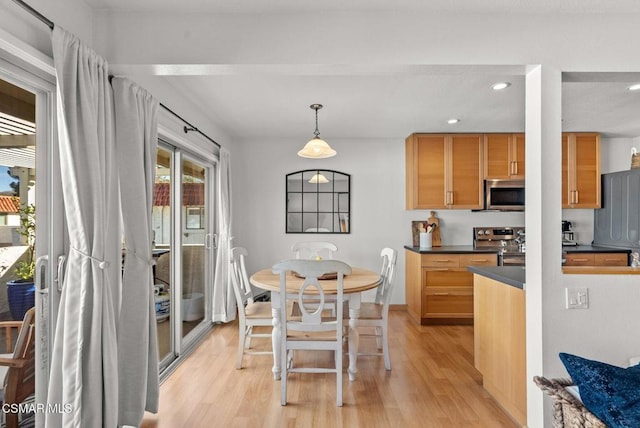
[
  {"x1": 562, "y1": 132, "x2": 601, "y2": 208},
  {"x1": 484, "y1": 133, "x2": 525, "y2": 179},
  {"x1": 406, "y1": 133, "x2": 483, "y2": 210}
]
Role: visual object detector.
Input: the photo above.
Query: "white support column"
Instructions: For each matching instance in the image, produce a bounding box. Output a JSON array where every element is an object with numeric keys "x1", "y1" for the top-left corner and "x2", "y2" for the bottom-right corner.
[{"x1": 525, "y1": 64, "x2": 563, "y2": 428}]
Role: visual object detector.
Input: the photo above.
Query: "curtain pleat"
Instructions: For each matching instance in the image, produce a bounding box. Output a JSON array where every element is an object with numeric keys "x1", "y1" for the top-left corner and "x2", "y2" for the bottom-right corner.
[
  {"x1": 112, "y1": 77, "x2": 160, "y2": 426},
  {"x1": 48, "y1": 27, "x2": 161, "y2": 427},
  {"x1": 212, "y1": 149, "x2": 235, "y2": 322},
  {"x1": 47, "y1": 26, "x2": 120, "y2": 427}
]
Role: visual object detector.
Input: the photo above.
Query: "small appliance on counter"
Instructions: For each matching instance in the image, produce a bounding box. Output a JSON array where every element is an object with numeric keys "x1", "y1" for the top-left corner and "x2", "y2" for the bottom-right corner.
[
  {"x1": 473, "y1": 226, "x2": 525, "y2": 266},
  {"x1": 562, "y1": 220, "x2": 578, "y2": 246}
]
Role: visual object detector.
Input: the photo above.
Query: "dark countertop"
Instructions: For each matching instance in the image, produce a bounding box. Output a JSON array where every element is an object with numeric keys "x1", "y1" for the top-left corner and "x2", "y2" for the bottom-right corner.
[
  {"x1": 404, "y1": 245, "x2": 500, "y2": 254},
  {"x1": 467, "y1": 266, "x2": 526, "y2": 290},
  {"x1": 563, "y1": 245, "x2": 632, "y2": 254}
]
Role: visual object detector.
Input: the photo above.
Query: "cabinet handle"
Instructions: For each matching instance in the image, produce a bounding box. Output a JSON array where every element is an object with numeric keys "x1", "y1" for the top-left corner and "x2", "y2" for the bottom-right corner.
[
  {"x1": 434, "y1": 292, "x2": 450, "y2": 296},
  {"x1": 431, "y1": 268, "x2": 450, "y2": 271},
  {"x1": 574, "y1": 190, "x2": 579, "y2": 204},
  {"x1": 513, "y1": 161, "x2": 518, "y2": 176},
  {"x1": 433, "y1": 260, "x2": 451, "y2": 263},
  {"x1": 469, "y1": 259, "x2": 488, "y2": 262},
  {"x1": 571, "y1": 258, "x2": 589, "y2": 262}
]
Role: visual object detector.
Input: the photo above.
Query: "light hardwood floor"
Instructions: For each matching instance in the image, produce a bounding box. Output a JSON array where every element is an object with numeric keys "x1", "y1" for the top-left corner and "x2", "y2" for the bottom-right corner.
[{"x1": 142, "y1": 310, "x2": 518, "y2": 428}]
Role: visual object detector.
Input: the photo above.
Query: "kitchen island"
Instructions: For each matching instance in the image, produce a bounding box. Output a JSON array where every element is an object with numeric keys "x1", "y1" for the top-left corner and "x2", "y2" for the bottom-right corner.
[{"x1": 468, "y1": 265, "x2": 526, "y2": 426}]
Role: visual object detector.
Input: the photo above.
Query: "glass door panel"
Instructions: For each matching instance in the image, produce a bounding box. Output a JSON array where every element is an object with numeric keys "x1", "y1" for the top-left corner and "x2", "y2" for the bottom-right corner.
[
  {"x1": 181, "y1": 157, "x2": 207, "y2": 340},
  {"x1": 153, "y1": 145, "x2": 174, "y2": 367}
]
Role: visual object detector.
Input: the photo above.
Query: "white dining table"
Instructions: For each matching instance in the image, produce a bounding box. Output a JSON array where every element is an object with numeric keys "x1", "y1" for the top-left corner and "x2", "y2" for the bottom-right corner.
[{"x1": 249, "y1": 266, "x2": 381, "y2": 381}]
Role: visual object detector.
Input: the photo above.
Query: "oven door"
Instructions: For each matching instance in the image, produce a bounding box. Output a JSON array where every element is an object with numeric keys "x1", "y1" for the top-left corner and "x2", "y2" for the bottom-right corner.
[{"x1": 500, "y1": 253, "x2": 526, "y2": 266}]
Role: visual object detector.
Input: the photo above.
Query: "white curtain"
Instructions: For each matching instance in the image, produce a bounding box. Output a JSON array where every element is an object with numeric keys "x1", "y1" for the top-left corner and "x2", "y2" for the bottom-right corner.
[
  {"x1": 112, "y1": 77, "x2": 160, "y2": 425},
  {"x1": 48, "y1": 26, "x2": 120, "y2": 427},
  {"x1": 212, "y1": 149, "x2": 235, "y2": 322}
]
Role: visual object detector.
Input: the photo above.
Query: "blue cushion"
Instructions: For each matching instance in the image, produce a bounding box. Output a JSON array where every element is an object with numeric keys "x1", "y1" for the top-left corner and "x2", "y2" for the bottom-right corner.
[{"x1": 559, "y1": 353, "x2": 640, "y2": 428}]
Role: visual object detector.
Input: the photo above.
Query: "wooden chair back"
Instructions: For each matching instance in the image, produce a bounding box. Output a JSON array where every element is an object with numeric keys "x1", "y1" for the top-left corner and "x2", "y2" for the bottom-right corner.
[
  {"x1": 374, "y1": 248, "x2": 398, "y2": 309},
  {"x1": 291, "y1": 241, "x2": 337, "y2": 260},
  {"x1": 0, "y1": 307, "x2": 36, "y2": 428}
]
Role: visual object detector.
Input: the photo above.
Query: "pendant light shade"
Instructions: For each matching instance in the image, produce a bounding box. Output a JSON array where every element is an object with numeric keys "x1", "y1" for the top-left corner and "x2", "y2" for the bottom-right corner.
[
  {"x1": 298, "y1": 104, "x2": 336, "y2": 158},
  {"x1": 308, "y1": 173, "x2": 329, "y2": 184}
]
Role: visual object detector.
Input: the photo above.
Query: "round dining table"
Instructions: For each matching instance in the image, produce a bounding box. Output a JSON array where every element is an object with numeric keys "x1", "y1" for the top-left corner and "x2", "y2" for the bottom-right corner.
[{"x1": 250, "y1": 267, "x2": 380, "y2": 381}]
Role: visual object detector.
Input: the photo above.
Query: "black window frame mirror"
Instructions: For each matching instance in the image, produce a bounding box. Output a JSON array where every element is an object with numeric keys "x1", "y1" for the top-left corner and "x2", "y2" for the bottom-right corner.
[{"x1": 286, "y1": 169, "x2": 351, "y2": 234}]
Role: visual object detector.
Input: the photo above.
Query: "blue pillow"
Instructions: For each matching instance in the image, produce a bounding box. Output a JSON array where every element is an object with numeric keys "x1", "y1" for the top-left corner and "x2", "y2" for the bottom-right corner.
[{"x1": 559, "y1": 352, "x2": 640, "y2": 428}]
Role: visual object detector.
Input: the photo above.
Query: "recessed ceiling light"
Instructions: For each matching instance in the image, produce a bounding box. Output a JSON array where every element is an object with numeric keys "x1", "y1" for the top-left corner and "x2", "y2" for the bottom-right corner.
[
  {"x1": 628, "y1": 83, "x2": 640, "y2": 91},
  {"x1": 447, "y1": 118, "x2": 460, "y2": 124},
  {"x1": 492, "y1": 82, "x2": 511, "y2": 91}
]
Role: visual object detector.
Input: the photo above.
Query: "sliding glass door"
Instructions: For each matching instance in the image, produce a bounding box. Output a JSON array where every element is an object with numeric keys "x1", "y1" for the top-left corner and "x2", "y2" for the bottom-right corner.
[
  {"x1": 153, "y1": 141, "x2": 216, "y2": 374},
  {"x1": 0, "y1": 51, "x2": 63, "y2": 426}
]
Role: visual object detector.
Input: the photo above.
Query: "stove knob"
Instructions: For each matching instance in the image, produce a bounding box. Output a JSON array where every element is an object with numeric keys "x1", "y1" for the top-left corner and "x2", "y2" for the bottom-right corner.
[{"x1": 484, "y1": 229, "x2": 491, "y2": 235}]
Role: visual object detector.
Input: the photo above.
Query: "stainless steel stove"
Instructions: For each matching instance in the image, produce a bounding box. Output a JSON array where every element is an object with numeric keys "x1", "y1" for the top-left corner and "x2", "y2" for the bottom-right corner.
[{"x1": 473, "y1": 227, "x2": 526, "y2": 266}]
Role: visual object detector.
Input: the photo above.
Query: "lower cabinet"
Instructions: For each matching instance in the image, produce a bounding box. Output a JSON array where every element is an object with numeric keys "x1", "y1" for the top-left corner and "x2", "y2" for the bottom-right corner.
[
  {"x1": 405, "y1": 250, "x2": 497, "y2": 325},
  {"x1": 564, "y1": 252, "x2": 628, "y2": 267}
]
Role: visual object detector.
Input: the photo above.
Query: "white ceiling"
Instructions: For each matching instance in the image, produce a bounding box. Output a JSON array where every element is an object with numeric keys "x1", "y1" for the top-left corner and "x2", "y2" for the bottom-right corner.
[
  {"x1": 84, "y1": 0, "x2": 640, "y2": 14},
  {"x1": 5, "y1": 1, "x2": 640, "y2": 142},
  {"x1": 88, "y1": 1, "x2": 640, "y2": 141}
]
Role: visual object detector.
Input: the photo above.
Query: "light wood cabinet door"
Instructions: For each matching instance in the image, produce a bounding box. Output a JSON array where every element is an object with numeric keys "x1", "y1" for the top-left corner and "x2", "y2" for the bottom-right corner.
[
  {"x1": 406, "y1": 133, "x2": 483, "y2": 209},
  {"x1": 484, "y1": 133, "x2": 525, "y2": 179},
  {"x1": 512, "y1": 133, "x2": 526, "y2": 178},
  {"x1": 562, "y1": 133, "x2": 601, "y2": 208},
  {"x1": 594, "y1": 253, "x2": 628, "y2": 266},
  {"x1": 565, "y1": 252, "x2": 628, "y2": 266},
  {"x1": 448, "y1": 134, "x2": 484, "y2": 208},
  {"x1": 406, "y1": 134, "x2": 447, "y2": 209}
]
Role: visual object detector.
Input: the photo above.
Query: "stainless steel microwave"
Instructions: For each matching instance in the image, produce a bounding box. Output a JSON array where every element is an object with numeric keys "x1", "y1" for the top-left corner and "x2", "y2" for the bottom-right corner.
[{"x1": 485, "y1": 179, "x2": 525, "y2": 211}]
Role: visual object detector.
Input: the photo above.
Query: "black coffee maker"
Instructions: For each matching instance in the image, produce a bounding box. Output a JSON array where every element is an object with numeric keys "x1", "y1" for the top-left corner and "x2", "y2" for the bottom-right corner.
[{"x1": 562, "y1": 221, "x2": 577, "y2": 246}]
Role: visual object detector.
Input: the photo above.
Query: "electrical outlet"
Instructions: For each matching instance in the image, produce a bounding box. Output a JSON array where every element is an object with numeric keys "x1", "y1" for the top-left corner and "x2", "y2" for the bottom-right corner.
[{"x1": 565, "y1": 287, "x2": 589, "y2": 309}]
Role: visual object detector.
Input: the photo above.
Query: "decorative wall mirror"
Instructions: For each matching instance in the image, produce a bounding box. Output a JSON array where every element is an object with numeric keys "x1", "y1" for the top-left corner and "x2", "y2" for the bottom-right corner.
[{"x1": 286, "y1": 169, "x2": 350, "y2": 233}]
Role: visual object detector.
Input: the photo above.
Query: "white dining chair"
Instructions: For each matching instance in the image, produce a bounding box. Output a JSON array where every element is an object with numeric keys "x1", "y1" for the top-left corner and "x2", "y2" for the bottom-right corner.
[
  {"x1": 272, "y1": 259, "x2": 351, "y2": 407},
  {"x1": 291, "y1": 241, "x2": 339, "y2": 315},
  {"x1": 344, "y1": 247, "x2": 397, "y2": 370},
  {"x1": 230, "y1": 247, "x2": 273, "y2": 369},
  {"x1": 291, "y1": 241, "x2": 337, "y2": 260}
]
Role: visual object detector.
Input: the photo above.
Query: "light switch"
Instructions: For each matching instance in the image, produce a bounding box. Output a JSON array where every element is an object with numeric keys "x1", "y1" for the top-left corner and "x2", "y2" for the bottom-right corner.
[{"x1": 565, "y1": 287, "x2": 589, "y2": 309}]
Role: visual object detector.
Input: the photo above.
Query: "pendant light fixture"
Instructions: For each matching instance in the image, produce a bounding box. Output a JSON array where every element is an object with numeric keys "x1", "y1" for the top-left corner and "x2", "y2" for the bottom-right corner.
[
  {"x1": 308, "y1": 173, "x2": 329, "y2": 184},
  {"x1": 298, "y1": 103, "x2": 337, "y2": 158}
]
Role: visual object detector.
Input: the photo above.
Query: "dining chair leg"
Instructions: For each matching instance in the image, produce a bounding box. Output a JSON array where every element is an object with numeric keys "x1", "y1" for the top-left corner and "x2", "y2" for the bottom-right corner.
[
  {"x1": 236, "y1": 319, "x2": 247, "y2": 369},
  {"x1": 375, "y1": 326, "x2": 383, "y2": 349},
  {"x1": 336, "y1": 348, "x2": 343, "y2": 406},
  {"x1": 382, "y1": 324, "x2": 391, "y2": 370},
  {"x1": 245, "y1": 325, "x2": 253, "y2": 349},
  {"x1": 281, "y1": 344, "x2": 288, "y2": 406}
]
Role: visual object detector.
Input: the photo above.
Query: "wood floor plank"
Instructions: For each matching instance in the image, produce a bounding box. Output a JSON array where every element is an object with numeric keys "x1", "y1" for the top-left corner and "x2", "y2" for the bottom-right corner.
[{"x1": 141, "y1": 310, "x2": 518, "y2": 428}]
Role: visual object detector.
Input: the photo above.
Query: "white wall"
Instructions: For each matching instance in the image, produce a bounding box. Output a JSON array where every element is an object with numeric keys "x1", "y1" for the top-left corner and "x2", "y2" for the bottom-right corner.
[
  {"x1": 232, "y1": 134, "x2": 527, "y2": 304},
  {"x1": 1, "y1": 0, "x2": 93, "y2": 55}
]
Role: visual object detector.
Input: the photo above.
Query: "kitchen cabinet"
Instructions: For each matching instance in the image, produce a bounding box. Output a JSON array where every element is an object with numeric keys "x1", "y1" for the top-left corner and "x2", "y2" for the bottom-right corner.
[
  {"x1": 484, "y1": 133, "x2": 525, "y2": 179},
  {"x1": 406, "y1": 133, "x2": 484, "y2": 209},
  {"x1": 562, "y1": 133, "x2": 601, "y2": 208},
  {"x1": 405, "y1": 249, "x2": 497, "y2": 325},
  {"x1": 564, "y1": 252, "x2": 628, "y2": 267}
]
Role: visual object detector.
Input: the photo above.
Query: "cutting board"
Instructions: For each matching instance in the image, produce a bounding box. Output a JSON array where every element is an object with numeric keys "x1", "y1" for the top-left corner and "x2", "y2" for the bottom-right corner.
[{"x1": 428, "y1": 211, "x2": 441, "y2": 247}]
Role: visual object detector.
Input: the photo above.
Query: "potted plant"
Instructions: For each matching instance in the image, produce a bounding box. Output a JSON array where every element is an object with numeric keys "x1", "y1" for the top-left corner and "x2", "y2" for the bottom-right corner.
[{"x1": 7, "y1": 201, "x2": 35, "y2": 320}]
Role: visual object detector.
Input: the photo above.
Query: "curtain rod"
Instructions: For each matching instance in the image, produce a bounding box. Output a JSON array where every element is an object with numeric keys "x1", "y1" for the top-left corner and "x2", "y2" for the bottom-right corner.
[
  {"x1": 159, "y1": 103, "x2": 221, "y2": 149},
  {"x1": 11, "y1": 0, "x2": 222, "y2": 150},
  {"x1": 11, "y1": 0, "x2": 54, "y2": 30}
]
